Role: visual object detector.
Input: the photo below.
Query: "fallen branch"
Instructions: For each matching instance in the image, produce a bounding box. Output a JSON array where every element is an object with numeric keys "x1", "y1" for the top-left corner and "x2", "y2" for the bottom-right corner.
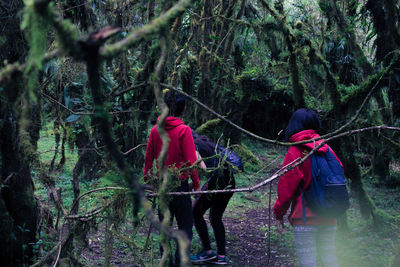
[{"x1": 65, "y1": 205, "x2": 107, "y2": 220}]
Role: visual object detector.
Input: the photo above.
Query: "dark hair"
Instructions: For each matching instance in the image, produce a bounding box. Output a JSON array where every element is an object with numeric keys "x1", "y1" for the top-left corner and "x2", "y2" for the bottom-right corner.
[
  {"x1": 164, "y1": 91, "x2": 186, "y2": 117},
  {"x1": 284, "y1": 108, "x2": 321, "y2": 141}
]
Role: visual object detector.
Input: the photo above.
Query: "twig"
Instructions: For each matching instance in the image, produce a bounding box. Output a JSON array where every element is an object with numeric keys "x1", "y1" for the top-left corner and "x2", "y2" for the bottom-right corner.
[
  {"x1": 41, "y1": 92, "x2": 93, "y2": 115},
  {"x1": 122, "y1": 144, "x2": 146, "y2": 155},
  {"x1": 38, "y1": 146, "x2": 104, "y2": 155},
  {"x1": 215, "y1": 24, "x2": 234, "y2": 54},
  {"x1": 65, "y1": 206, "x2": 107, "y2": 220},
  {"x1": 42, "y1": 91, "x2": 143, "y2": 116},
  {"x1": 69, "y1": 187, "x2": 127, "y2": 215},
  {"x1": 52, "y1": 227, "x2": 63, "y2": 267},
  {"x1": 112, "y1": 82, "x2": 146, "y2": 96}
]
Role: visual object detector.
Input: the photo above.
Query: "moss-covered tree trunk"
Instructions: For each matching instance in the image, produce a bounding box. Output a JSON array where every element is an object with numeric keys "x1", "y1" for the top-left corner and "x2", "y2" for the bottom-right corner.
[
  {"x1": 366, "y1": 0, "x2": 400, "y2": 184},
  {"x1": 0, "y1": 1, "x2": 38, "y2": 265},
  {"x1": 1, "y1": 77, "x2": 38, "y2": 266}
]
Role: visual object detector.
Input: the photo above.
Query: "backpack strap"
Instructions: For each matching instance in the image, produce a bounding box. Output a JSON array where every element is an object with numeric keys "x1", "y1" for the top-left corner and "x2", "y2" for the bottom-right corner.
[{"x1": 301, "y1": 184, "x2": 306, "y2": 224}]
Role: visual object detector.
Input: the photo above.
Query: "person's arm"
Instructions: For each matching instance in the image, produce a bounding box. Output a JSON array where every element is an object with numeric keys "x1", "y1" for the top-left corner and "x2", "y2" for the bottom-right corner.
[
  {"x1": 273, "y1": 147, "x2": 304, "y2": 220},
  {"x1": 181, "y1": 126, "x2": 200, "y2": 190},
  {"x1": 196, "y1": 150, "x2": 207, "y2": 170}
]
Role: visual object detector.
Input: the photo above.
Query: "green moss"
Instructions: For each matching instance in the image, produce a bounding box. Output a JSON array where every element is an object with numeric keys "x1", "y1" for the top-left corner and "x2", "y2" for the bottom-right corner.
[
  {"x1": 18, "y1": 129, "x2": 38, "y2": 166},
  {"x1": 195, "y1": 119, "x2": 222, "y2": 135},
  {"x1": 22, "y1": 0, "x2": 49, "y2": 104},
  {"x1": 232, "y1": 143, "x2": 262, "y2": 172}
]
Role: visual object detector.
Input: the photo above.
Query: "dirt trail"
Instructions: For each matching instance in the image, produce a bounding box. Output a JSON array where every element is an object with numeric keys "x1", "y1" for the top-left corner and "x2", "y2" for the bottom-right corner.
[
  {"x1": 224, "y1": 207, "x2": 296, "y2": 267},
  {"x1": 82, "y1": 206, "x2": 296, "y2": 266}
]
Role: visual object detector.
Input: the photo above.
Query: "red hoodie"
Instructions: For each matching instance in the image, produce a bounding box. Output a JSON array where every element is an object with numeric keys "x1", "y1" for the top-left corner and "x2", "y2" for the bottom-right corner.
[
  {"x1": 144, "y1": 117, "x2": 200, "y2": 190},
  {"x1": 273, "y1": 129, "x2": 341, "y2": 225}
]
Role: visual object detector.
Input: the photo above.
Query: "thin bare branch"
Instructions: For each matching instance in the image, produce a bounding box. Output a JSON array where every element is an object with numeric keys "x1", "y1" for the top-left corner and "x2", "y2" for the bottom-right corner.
[
  {"x1": 42, "y1": 91, "x2": 145, "y2": 116},
  {"x1": 122, "y1": 144, "x2": 146, "y2": 155}
]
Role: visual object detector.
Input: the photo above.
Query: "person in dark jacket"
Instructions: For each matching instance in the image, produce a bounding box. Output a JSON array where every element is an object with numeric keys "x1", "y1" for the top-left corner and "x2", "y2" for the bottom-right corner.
[
  {"x1": 144, "y1": 91, "x2": 200, "y2": 266},
  {"x1": 190, "y1": 132, "x2": 235, "y2": 265},
  {"x1": 273, "y1": 108, "x2": 341, "y2": 267}
]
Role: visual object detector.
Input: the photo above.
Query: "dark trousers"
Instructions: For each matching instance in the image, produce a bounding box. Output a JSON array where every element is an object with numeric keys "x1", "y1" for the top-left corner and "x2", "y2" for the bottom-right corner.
[
  {"x1": 193, "y1": 168, "x2": 234, "y2": 255},
  {"x1": 159, "y1": 180, "x2": 193, "y2": 265}
]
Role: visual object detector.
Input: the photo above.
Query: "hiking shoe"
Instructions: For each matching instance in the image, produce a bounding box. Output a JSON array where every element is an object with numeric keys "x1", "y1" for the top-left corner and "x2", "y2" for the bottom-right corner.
[
  {"x1": 212, "y1": 255, "x2": 228, "y2": 265},
  {"x1": 190, "y1": 250, "x2": 217, "y2": 263}
]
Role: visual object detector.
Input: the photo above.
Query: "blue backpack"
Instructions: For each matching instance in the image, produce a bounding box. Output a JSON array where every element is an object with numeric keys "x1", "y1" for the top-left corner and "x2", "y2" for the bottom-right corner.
[
  {"x1": 216, "y1": 144, "x2": 244, "y2": 173},
  {"x1": 302, "y1": 148, "x2": 350, "y2": 222}
]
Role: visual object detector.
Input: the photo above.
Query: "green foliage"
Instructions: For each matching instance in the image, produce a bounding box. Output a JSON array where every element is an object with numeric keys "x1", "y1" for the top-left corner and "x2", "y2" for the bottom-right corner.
[{"x1": 22, "y1": 0, "x2": 48, "y2": 104}]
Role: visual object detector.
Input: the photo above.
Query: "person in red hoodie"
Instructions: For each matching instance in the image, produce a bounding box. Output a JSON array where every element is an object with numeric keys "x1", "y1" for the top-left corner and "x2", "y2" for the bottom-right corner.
[
  {"x1": 144, "y1": 91, "x2": 200, "y2": 267},
  {"x1": 273, "y1": 108, "x2": 340, "y2": 267}
]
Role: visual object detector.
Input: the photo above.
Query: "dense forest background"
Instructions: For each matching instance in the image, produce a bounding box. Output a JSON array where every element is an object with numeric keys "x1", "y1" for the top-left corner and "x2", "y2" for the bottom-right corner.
[{"x1": 1, "y1": 0, "x2": 400, "y2": 266}]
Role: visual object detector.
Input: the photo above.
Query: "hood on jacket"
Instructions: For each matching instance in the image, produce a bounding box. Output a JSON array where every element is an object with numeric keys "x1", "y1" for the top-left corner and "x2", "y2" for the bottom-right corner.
[
  {"x1": 161, "y1": 116, "x2": 184, "y2": 131},
  {"x1": 289, "y1": 129, "x2": 328, "y2": 153}
]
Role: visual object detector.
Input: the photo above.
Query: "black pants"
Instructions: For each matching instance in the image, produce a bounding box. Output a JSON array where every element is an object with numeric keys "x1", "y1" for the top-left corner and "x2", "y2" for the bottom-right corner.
[
  {"x1": 159, "y1": 180, "x2": 193, "y2": 265},
  {"x1": 193, "y1": 168, "x2": 234, "y2": 255}
]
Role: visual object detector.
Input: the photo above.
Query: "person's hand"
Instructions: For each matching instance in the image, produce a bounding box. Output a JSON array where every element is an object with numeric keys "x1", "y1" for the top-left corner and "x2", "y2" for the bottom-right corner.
[{"x1": 275, "y1": 219, "x2": 285, "y2": 235}]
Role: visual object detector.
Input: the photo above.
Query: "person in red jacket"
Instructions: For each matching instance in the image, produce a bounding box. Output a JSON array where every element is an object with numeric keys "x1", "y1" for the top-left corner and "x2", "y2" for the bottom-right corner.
[
  {"x1": 144, "y1": 91, "x2": 200, "y2": 267},
  {"x1": 273, "y1": 108, "x2": 340, "y2": 267}
]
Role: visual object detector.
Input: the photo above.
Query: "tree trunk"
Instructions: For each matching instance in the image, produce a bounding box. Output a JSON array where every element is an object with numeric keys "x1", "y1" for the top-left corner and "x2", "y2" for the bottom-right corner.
[
  {"x1": 1, "y1": 81, "x2": 38, "y2": 265},
  {"x1": 0, "y1": 1, "x2": 38, "y2": 264}
]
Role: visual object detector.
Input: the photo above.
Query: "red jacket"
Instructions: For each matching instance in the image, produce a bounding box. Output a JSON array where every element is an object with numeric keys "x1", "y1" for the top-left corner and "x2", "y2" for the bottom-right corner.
[
  {"x1": 144, "y1": 117, "x2": 200, "y2": 190},
  {"x1": 273, "y1": 129, "x2": 341, "y2": 225}
]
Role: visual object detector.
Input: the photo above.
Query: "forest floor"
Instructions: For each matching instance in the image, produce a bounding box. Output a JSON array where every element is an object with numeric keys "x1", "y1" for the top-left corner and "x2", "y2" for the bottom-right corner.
[
  {"x1": 223, "y1": 206, "x2": 296, "y2": 267},
  {"x1": 80, "y1": 203, "x2": 297, "y2": 267},
  {"x1": 36, "y1": 131, "x2": 400, "y2": 267}
]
